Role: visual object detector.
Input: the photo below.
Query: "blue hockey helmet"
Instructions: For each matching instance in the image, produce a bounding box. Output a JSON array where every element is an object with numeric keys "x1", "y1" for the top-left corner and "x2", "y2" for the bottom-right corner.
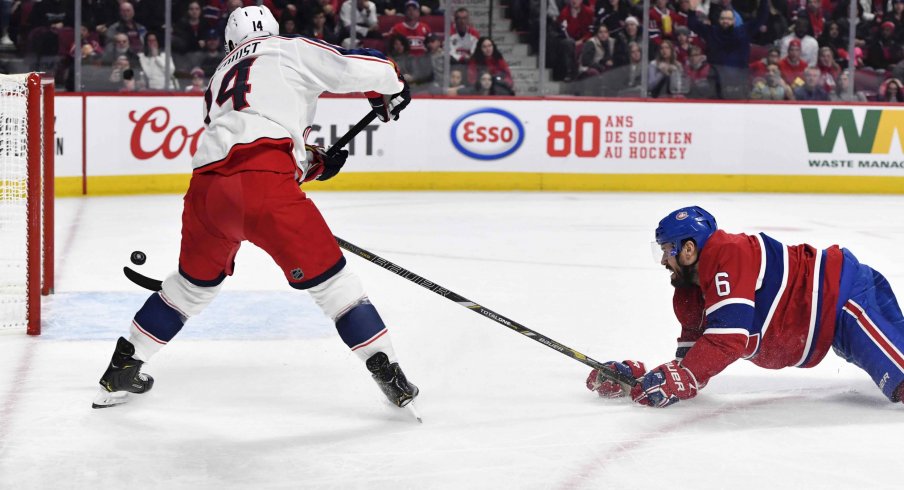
[{"x1": 655, "y1": 206, "x2": 718, "y2": 256}]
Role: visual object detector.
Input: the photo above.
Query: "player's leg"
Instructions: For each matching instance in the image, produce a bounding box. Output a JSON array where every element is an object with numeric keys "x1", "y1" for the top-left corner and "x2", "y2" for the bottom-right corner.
[
  {"x1": 245, "y1": 172, "x2": 418, "y2": 407},
  {"x1": 833, "y1": 265, "x2": 904, "y2": 404},
  {"x1": 94, "y1": 173, "x2": 242, "y2": 408}
]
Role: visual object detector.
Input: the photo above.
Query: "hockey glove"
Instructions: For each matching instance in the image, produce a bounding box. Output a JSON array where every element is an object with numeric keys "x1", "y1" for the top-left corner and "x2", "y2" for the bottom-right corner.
[
  {"x1": 366, "y1": 79, "x2": 411, "y2": 123},
  {"x1": 302, "y1": 145, "x2": 349, "y2": 182},
  {"x1": 630, "y1": 360, "x2": 699, "y2": 408},
  {"x1": 586, "y1": 360, "x2": 645, "y2": 398}
]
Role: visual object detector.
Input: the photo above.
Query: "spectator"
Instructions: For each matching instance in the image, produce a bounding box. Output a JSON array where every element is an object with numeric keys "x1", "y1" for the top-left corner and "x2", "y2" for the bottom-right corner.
[
  {"x1": 649, "y1": 0, "x2": 677, "y2": 44},
  {"x1": 613, "y1": 15, "x2": 642, "y2": 66},
  {"x1": 173, "y1": 1, "x2": 205, "y2": 54},
  {"x1": 687, "y1": 0, "x2": 769, "y2": 98},
  {"x1": 339, "y1": 0, "x2": 378, "y2": 48},
  {"x1": 778, "y1": 38, "x2": 807, "y2": 85},
  {"x1": 779, "y1": 17, "x2": 818, "y2": 66},
  {"x1": 593, "y1": 0, "x2": 631, "y2": 36},
  {"x1": 472, "y1": 70, "x2": 514, "y2": 96},
  {"x1": 577, "y1": 24, "x2": 615, "y2": 95},
  {"x1": 673, "y1": 26, "x2": 701, "y2": 65},
  {"x1": 448, "y1": 7, "x2": 480, "y2": 65},
  {"x1": 281, "y1": 17, "x2": 299, "y2": 36},
  {"x1": 797, "y1": 0, "x2": 827, "y2": 37},
  {"x1": 108, "y1": 54, "x2": 134, "y2": 90},
  {"x1": 71, "y1": 22, "x2": 105, "y2": 57},
  {"x1": 185, "y1": 66, "x2": 206, "y2": 93},
  {"x1": 649, "y1": 39, "x2": 686, "y2": 97},
  {"x1": 815, "y1": 46, "x2": 841, "y2": 92},
  {"x1": 793, "y1": 66, "x2": 830, "y2": 99},
  {"x1": 686, "y1": 44, "x2": 716, "y2": 98},
  {"x1": 673, "y1": 0, "x2": 695, "y2": 30},
  {"x1": 139, "y1": 32, "x2": 176, "y2": 90},
  {"x1": 102, "y1": 32, "x2": 140, "y2": 67},
  {"x1": 424, "y1": 33, "x2": 445, "y2": 90},
  {"x1": 878, "y1": 77, "x2": 904, "y2": 102},
  {"x1": 445, "y1": 67, "x2": 470, "y2": 95},
  {"x1": 105, "y1": 1, "x2": 147, "y2": 55},
  {"x1": 199, "y1": 29, "x2": 223, "y2": 77},
  {"x1": 750, "y1": 63, "x2": 794, "y2": 99},
  {"x1": 467, "y1": 36, "x2": 514, "y2": 89},
  {"x1": 388, "y1": 0, "x2": 432, "y2": 56},
  {"x1": 120, "y1": 67, "x2": 140, "y2": 92},
  {"x1": 829, "y1": 69, "x2": 868, "y2": 101},
  {"x1": 1, "y1": 0, "x2": 13, "y2": 46},
  {"x1": 866, "y1": 21, "x2": 900, "y2": 69},
  {"x1": 749, "y1": 47, "x2": 781, "y2": 79},
  {"x1": 303, "y1": 8, "x2": 340, "y2": 45},
  {"x1": 615, "y1": 41, "x2": 645, "y2": 96},
  {"x1": 817, "y1": 20, "x2": 847, "y2": 67},
  {"x1": 555, "y1": 0, "x2": 595, "y2": 80}
]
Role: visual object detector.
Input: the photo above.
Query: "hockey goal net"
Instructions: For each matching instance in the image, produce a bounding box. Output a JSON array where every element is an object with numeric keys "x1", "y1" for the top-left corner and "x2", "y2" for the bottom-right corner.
[{"x1": 0, "y1": 73, "x2": 54, "y2": 335}]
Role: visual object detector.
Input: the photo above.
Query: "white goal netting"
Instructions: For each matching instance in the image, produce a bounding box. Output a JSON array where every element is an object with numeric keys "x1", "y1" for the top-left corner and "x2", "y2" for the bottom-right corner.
[{"x1": 0, "y1": 73, "x2": 39, "y2": 331}]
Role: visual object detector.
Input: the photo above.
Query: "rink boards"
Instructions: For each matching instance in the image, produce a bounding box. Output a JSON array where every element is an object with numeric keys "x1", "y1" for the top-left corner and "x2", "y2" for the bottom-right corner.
[{"x1": 53, "y1": 94, "x2": 904, "y2": 195}]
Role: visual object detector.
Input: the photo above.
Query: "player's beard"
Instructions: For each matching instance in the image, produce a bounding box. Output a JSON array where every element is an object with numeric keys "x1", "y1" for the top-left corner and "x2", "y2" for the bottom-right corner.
[{"x1": 668, "y1": 262, "x2": 697, "y2": 288}]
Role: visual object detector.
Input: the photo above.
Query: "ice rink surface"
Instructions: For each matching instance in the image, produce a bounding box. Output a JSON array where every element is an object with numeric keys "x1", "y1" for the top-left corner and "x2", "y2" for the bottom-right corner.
[{"x1": 2, "y1": 191, "x2": 903, "y2": 489}]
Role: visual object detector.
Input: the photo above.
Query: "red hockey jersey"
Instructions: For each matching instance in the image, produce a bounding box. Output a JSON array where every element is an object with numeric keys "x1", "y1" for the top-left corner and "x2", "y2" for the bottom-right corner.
[{"x1": 673, "y1": 230, "x2": 844, "y2": 386}]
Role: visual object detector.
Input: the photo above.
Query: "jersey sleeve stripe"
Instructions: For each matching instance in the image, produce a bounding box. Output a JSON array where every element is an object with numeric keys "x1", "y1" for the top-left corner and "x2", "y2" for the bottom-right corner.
[
  {"x1": 753, "y1": 233, "x2": 789, "y2": 339},
  {"x1": 755, "y1": 233, "x2": 767, "y2": 290},
  {"x1": 705, "y1": 302, "x2": 755, "y2": 332},
  {"x1": 705, "y1": 297, "x2": 755, "y2": 315},
  {"x1": 296, "y1": 36, "x2": 393, "y2": 65},
  {"x1": 794, "y1": 249, "x2": 824, "y2": 367}
]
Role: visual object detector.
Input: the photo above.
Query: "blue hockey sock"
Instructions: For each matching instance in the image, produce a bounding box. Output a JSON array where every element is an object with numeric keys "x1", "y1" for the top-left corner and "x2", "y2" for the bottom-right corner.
[
  {"x1": 335, "y1": 301, "x2": 396, "y2": 362},
  {"x1": 129, "y1": 292, "x2": 185, "y2": 361}
]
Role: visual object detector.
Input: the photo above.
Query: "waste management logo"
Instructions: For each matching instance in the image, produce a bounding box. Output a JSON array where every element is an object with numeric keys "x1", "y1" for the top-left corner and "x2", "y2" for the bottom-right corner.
[
  {"x1": 802, "y1": 108, "x2": 904, "y2": 154},
  {"x1": 450, "y1": 108, "x2": 524, "y2": 160}
]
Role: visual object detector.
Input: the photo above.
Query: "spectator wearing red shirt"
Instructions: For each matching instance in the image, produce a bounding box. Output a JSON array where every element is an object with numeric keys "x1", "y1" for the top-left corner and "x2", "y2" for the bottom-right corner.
[
  {"x1": 649, "y1": 0, "x2": 677, "y2": 44},
  {"x1": 467, "y1": 36, "x2": 514, "y2": 89},
  {"x1": 779, "y1": 39, "x2": 808, "y2": 86},
  {"x1": 555, "y1": 0, "x2": 595, "y2": 81},
  {"x1": 815, "y1": 46, "x2": 841, "y2": 93},
  {"x1": 388, "y1": 0, "x2": 432, "y2": 56}
]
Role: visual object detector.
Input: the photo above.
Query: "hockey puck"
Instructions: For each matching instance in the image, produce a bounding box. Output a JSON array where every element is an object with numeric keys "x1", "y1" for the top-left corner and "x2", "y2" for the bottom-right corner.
[{"x1": 130, "y1": 251, "x2": 147, "y2": 266}]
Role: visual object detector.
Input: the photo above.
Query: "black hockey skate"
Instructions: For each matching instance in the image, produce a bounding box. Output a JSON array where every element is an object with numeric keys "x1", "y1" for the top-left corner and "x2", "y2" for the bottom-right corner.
[
  {"x1": 92, "y1": 337, "x2": 154, "y2": 409},
  {"x1": 366, "y1": 352, "x2": 419, "y2": 408}
]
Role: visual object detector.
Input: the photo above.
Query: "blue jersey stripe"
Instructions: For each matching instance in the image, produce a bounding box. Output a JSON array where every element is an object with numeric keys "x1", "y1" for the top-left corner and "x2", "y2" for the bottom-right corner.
[
  {"x1": 752, "y1": 233, "x2": 786, "y2": 335},
  {"x1": 706, "y1": 303, "x2": 756, "y2": 333}
]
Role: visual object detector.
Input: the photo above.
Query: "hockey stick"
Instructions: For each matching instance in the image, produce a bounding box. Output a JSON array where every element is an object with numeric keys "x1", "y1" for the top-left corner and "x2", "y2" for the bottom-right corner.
[
  {"x1": 121, "y1": 110, "x2": 379, "y2": 291},
  {"x1": 334, "y1": 237, "x2": 638, "y2": 389}
]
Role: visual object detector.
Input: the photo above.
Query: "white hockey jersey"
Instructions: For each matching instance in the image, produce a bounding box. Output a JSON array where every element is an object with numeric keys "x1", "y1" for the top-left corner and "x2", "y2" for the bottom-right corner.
[{"x1": 193, "y1": 35, "x2": 403, "y2": 178}]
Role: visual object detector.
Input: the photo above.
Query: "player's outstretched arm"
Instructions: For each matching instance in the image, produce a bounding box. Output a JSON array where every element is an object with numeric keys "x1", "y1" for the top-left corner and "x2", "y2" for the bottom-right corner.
[
  {"x1": 587, "y1": 360, "x2": 646, "y2": 398},
  {"x1": 631, "y1": 361, "x2": 700, "y2": 408}
]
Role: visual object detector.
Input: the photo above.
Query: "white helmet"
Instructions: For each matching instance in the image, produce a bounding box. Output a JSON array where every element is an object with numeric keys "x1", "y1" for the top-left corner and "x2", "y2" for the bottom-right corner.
[{"x1": 224, "y1": 6, "x2": 279, "y2": 52}]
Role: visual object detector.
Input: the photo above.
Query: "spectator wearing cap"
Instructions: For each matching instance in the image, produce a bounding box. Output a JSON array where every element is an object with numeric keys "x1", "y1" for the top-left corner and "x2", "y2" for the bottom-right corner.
[
  {"x1": 388, "y1": 0, "x2": 432, "y2": 56},
  {"x1": 340, "y1": 0, "x2": 379, "y2": 47},
  {"x1": 185, "y1": 67, "x2": 207, "y2": 93},
  {"x1": 780, "y1": 17, "x2": 818, "y2": 66},
  {"x1": 411, "y1": 33, "x2": 442, "y2": 91},
  {"x1": 173, "y1": 1, "x2": 206, "y2": 54},
  {"x1": 779, "y1": 39, "x2": 808, "y2": 85},
  {"x1": 613, "y1": 15, "x2": 642, "y2": 66},
  {"x1": 104, "y1": 1, "x2": 147, "y2": 55},
  {"x1": 199, "y1": 28, "x2": 223, "y2": 77},
  {"x1": 793, "y1": 66, "x2": 829, "y2": 100},
  {"x1": 866, "y1": 21, "x2": 901, "y2": 69},
  {"x1": 673, "y1": 26, "x2": 703, "y2": 65},
  {"x1": 448, "y1": 7, "x2": 480, "y2": 64}
]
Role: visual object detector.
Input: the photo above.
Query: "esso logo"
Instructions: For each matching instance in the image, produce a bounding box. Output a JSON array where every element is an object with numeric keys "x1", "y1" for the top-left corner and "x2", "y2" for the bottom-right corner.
[{"x1": 450, "y1": 108, "x2": 524, "y2": 160}]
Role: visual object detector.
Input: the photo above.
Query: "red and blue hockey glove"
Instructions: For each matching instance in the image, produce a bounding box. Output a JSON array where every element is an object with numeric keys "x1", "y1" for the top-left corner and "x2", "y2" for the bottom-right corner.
[
  {"x1": 630, "y1": 360, "x2": 699, "y2": 408},
  {"x1": 586, "y1": 360, "x2": 646, "y2": 398},
  {"x1": 366, "y1": 79, "x2": 411, "y2": 123},
  {"x1": 302, "y1": 145, "x2": 348, "y2": 182}
]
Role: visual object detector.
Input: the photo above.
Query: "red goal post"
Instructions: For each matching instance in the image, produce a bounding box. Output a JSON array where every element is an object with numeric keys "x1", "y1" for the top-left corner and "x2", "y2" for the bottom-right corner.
[{"x1": 0, "y1": 73, "x2": 54, "y2": 336}]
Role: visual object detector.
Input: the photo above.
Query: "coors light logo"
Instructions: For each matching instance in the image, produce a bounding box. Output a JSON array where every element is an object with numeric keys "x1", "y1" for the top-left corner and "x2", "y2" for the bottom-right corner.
[{"x1": 129, "y1": 106, "x2": 203, "y2": 160}]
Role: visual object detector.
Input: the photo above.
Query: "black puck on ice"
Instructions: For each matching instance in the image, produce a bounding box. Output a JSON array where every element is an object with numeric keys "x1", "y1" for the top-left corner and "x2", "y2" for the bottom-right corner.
[{"x1": 130, "y1": 251, "x2": 147, "y2": 266}]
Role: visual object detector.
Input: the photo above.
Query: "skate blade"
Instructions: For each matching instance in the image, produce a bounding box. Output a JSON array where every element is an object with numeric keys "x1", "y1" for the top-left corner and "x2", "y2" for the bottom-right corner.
[
  {"x1": 91, "y1": 388, "x2": 131, "y2": 409},
  {"x1": 405, "y1": 400, "x2": 423, "y2": 424}
]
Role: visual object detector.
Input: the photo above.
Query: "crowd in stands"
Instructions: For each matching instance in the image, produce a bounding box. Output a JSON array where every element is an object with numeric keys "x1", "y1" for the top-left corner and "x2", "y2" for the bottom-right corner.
[
  {"x1": 0, "y1": 0, "x2": 515, "y2": 96},
  {"x1": 515, "y1": 0, "x2": 904, "y2": 101}
]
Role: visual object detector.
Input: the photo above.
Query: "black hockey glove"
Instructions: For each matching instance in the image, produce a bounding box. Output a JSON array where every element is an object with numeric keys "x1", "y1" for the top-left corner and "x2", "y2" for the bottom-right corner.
[
  {"x1": 302, "y1": 145, "x2": 348, "y2": 182},
  {"x1": 367, "y1": 79, "x2": 411, "y2": 122}
]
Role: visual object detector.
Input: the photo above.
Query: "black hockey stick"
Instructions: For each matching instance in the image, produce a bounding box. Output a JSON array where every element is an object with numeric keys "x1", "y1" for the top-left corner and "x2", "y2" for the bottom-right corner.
[
  {"x1": 122, "y1": 110, "x2": 379, "y2": 291},
  {"x1": 334, "y1": 237, "x2": 638, "y2": 388}
]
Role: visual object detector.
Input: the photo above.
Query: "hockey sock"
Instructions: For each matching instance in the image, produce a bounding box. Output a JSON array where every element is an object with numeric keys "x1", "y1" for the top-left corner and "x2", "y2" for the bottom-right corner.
[
  {"x1": 129, "y1": 292, "x2": 186, "y2": 361},
  {"x1": 335, "y1": 300, "x2": 398, "y2": 363}
]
